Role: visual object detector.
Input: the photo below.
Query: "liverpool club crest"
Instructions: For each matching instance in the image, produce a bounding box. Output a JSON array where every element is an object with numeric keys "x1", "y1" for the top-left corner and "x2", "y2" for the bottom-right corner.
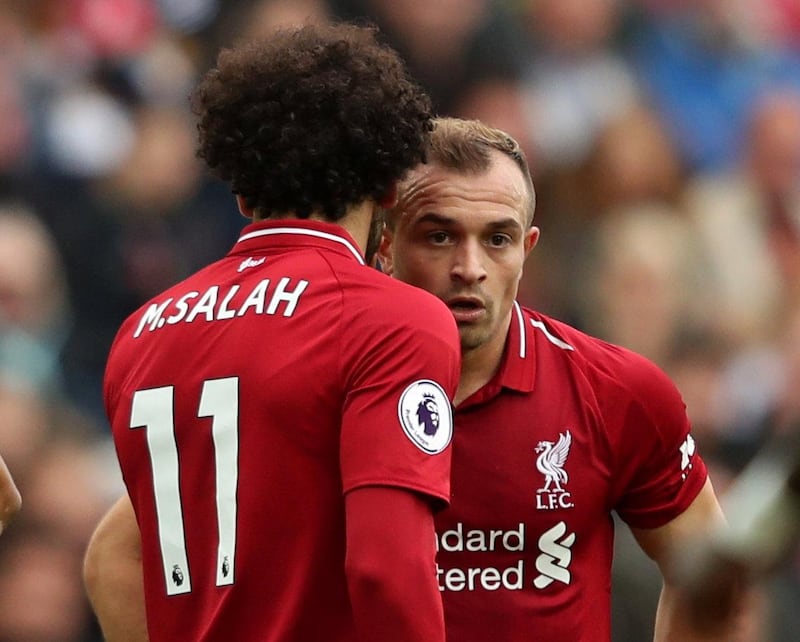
[{"x1": 534, "y1": 430, "x2": 574, "y2": 510}]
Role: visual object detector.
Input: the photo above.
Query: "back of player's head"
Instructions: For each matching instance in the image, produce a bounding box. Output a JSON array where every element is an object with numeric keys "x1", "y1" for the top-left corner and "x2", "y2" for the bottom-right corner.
[
  {"x1": 423, "y1": 117, "x2": 536, "y2": 227},
  {"x1": 192, "y1": 21, "x2": 433, "y2": 221}
]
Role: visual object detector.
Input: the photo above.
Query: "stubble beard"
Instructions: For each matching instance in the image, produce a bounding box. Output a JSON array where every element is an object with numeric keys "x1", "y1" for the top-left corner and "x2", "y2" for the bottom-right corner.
[{"x1": 457, "y1": 310, "x2": 494, "y2": 352}]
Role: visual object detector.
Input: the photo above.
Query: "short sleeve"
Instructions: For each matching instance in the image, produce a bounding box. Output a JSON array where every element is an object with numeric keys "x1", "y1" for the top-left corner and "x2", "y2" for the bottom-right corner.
[
  {"x1": 610, "y1": 355, "x2": 708, "y2": 529},
  {"x1": 339, "y1": 283, "x2": 461, "y2": 507}
]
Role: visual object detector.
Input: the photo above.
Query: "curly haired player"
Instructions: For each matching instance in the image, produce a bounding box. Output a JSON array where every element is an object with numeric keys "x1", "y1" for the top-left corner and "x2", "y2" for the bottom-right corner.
[{"x1": 84, "y1": 22, "x2": 459, "y2": 642}]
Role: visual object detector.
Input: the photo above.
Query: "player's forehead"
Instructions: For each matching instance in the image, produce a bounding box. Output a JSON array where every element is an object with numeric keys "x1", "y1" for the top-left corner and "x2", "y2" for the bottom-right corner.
[{"x1": 396, "y1": 154, "x2": 528, "y2": 229}]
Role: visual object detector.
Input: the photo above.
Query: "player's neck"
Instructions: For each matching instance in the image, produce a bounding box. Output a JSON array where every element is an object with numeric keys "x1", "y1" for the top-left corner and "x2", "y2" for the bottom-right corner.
[
  {"x1": 321, "y1": 200, "x2": 376, "y2": 260},
  {"x1": 242, "y1": 195, "x2": 377, "y2": 261},
  {"x1": 453, "y1": 327, "x2": 509, "y2": 406}
]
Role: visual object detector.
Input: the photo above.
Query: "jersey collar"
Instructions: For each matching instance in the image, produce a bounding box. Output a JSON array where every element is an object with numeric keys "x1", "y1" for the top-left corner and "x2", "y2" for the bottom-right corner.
[
  {"x1": 458, "y1": 302, "x2": 538, "y2": 409},
  {"x1": 232, "y1": 219, "x2": 365, "y2": 265}
]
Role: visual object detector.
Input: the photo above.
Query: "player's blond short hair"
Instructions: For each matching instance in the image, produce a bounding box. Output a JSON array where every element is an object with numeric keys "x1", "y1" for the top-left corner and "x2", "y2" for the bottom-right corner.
[{"x1": 394, "y1": 117, "x2": 536, "y2": 228}]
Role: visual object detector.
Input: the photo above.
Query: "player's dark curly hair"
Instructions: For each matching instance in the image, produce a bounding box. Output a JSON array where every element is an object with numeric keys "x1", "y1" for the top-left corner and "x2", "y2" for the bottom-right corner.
[{"x1": 192, "y1": 22, "x2": 433, "y2": 221}]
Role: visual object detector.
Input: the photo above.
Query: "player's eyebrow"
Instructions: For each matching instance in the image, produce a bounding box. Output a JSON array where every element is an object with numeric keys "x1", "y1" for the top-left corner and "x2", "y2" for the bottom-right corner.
[
  {"x1": 413, "y1": 212, "x2": 456, "y2": 227},
  {"x1": 485, "y1": 217, "x2": 524, "y2": 233},
  {"x1": 413, "y1": 213, "x2": 521, "y2": 229}
]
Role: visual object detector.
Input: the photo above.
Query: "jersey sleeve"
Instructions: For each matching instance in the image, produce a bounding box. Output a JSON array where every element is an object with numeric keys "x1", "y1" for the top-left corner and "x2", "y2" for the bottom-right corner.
[
  {"x1": 339, "y1": 283, "x2": 460, "y2": 507},
  {"x1": 608, "y1": 351, "x2": 708, "y2": 529}
]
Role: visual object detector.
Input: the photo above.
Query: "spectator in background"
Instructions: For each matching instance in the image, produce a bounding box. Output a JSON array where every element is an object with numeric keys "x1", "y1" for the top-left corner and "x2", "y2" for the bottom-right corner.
[
  {"x1": 0, "y1": 383, "x2": 49, "y2": 490},
  {"x1": 234, "y1": 0, "x2": 330, "y2": 39},
  {"x1": 516, "y1": 0, "x2": 640, "y2": 173},
  {"x1": 330, "y1": 0, "x2": 525, "y2": 114},
  {"x1": 22, "y1": 85, "x2": 243, "y2": 428},
  {"x1": 670, "y1": 302, "x2": 800, "y2": 642},
  {"x1": 0, "y1": 235, "x2": 60, "y2": 543},
  {"x1": 571, "y1": 202, "x2": 711, "y2": 369},
  {"x1": 0, "y1": 527, "x2": 101, "y2": 642},
  {"x1": 580, "y1": 104, "x2": 686, "y2": 214},
  {"x1": 453, "y1": 76, "x2": 537, "y2": 173},
  {"x1": 0, "y1": 204, "x2": 71, "y2": 396},
  {"x1": 515, "y1": 101, "x2": 690, "y2": 327},
  {"x1": 685, "y1": 89, "x2": 800, "y2": 350},
  {"x1": 0, "y1": 379, "x2": 111, "y2": 642},
  {"x1": 675, "y1": 89, "x2": 800, "y2": 477},
  {"x1": 92, "y1": 104, "x2": 242, "y2": 305},
  {"x1": 630, "y1": 0, "x2": 800, "y2": 172}
]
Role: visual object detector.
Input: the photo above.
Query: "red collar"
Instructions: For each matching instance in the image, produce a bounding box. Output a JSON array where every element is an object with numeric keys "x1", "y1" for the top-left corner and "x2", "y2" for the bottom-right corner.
[
  {"x1": 231, "y1": 219, "x2": 365, "y2": 265},
  {"x1": 458, "y1": 302, "x2": 538, "y2": 409}
]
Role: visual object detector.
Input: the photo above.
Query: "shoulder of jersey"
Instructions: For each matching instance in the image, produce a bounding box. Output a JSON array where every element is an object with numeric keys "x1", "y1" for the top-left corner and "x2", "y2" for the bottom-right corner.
[
  {"x1": 526, "y1": 307, "x2": 676, "y2": 397},
  {"x1": 348, "y1": 270, "x2": 450, "y2": 312},
  {"x1": 380, "y1": 277, "x2": 454, "y2": 321}
]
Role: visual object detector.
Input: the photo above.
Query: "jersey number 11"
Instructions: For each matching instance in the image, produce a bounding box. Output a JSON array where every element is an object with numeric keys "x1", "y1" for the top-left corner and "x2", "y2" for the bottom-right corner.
[{"x1": 130, "y1": 377, "x2": 239, "y2": 596}]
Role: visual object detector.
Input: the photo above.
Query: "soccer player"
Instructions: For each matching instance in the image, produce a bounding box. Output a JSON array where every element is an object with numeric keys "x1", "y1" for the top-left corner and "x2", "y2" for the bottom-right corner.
[
  {"x1": 0, "y1": 454, "x2": 20, "y2": 535},
  {"x1": 376, "y1": 117, "x2": 738, "y2": 641},
  {"x1": 85, "y1": 23, "x2": 460, "y2": 642},
  {"x1": 86, "y1": 115, "x2": 741, "y2": 640}
]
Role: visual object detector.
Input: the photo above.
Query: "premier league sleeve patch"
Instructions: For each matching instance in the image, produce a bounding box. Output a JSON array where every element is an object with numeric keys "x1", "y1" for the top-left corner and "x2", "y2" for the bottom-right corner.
[{"x1": 398, "y1": 380, "x2": 453, "y2": 454}]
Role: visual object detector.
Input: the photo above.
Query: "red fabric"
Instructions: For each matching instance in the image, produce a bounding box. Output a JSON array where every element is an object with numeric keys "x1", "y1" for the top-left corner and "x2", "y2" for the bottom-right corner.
[
  {"x1": 436, "y1": 304, "x2": 707, "y2": 641},
  {"x1": 106, "y1": 219, "x2": 459, "y2": 641},
  {"x1": 345, "y1": 487, "x2": 445, "y2": 642}
]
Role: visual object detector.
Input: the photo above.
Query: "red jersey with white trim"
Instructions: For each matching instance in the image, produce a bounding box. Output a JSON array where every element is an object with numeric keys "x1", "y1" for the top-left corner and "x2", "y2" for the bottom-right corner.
[
  {"x1": 436, "y1": 303, "x2": 707, "y2": 642},
  {"x1": 104, "y1": 219, "x2": 460, "y2": 642}
]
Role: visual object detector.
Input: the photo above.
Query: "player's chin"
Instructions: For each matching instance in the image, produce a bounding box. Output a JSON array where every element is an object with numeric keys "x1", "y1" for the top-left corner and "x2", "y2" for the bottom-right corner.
[{"x1": 457, "y1": 326, "x2": 490, "y2": 352}]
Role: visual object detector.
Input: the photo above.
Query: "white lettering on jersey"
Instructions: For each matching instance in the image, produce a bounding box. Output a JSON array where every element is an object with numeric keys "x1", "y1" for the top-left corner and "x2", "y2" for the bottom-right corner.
[
  {"x1": 533, "y1": 521, "x2": 575, "y2": 589},
  {"x1": 679, "y1": 434, "x2": 696, "y2": 481},
  {"x1": 166, "y1": 291, "x2": 200, "y2": 325},
  {"x1": 435, "y1": 523, "x2": 527, "y2": 592},
  {"x1": 237, "y1": 256, "x2": 265, "y2": 272},
  {"x1": 436, "y1": 523, "x2": 525, "y2": 553},
  {"x1": 437, "y1": 561, "x2": 524, "y2": 592},
  {"x1": 133, "y1": 278, "x2": 309, "y2": 338}
]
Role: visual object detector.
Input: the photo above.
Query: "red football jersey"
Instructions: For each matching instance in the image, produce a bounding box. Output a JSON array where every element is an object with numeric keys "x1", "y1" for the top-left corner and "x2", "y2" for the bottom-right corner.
[
  {"x1": 105, "y1": 219, "x2": 460, "y2": 642},
  {"x1": 436, "y1": 303, "x2": 707, "y2": 642}
]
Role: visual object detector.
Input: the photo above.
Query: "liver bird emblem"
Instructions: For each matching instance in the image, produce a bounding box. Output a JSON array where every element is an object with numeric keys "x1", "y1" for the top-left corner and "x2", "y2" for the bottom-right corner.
[{"x1": 535, "y1": 431, "x2": 572, "y2": 492}]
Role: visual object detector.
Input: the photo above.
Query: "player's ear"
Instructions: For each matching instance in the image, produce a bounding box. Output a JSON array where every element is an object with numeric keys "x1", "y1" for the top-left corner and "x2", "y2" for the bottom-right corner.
[
  {"x1": 377, "y1": 225, "x2": 395, "y2": 276},
  {"x1": 524, "y1": 226, "x2": 540, "y2": 257},
  {"x1": 235, "y1": 195, "x2": 255, "y2": 220}
]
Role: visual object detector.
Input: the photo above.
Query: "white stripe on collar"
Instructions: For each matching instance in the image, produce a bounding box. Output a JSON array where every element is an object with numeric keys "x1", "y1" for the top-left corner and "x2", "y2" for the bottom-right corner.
[
  {"x1": 237, "y1": 227, "x2": 365, "y2": 265},
  {"x1": 513, "y1": 301, "x2": 526, "y2": 359},
  {"x1": 530, "y1": 318, "x2": 574, "y2": 351}
]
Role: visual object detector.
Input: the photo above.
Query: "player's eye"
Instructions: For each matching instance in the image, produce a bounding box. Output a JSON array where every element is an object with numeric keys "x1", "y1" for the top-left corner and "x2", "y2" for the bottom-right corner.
[
  {"x1": 428, "y1": 231, "x2": 450, "y2": 245},
  {"x1": 488, "y1": 233, "x2": 512, "y2": 247}
]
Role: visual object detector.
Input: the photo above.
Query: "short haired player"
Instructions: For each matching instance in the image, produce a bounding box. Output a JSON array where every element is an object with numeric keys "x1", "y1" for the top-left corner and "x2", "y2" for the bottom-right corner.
[{"x1": 377, "y1": 117, "x2": 739, "y2": 641}]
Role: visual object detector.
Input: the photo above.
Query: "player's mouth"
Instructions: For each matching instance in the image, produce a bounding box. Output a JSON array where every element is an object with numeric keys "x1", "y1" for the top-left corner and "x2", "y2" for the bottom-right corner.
[{"x1": 446, "y1": 296, "x2": 486, "y2": 324}]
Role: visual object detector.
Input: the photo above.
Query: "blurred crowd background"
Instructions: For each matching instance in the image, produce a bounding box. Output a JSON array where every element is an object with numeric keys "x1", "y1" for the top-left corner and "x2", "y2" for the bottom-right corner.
[{"x1": 0, "y1": 0, "x2": 799, "y2": 639}]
